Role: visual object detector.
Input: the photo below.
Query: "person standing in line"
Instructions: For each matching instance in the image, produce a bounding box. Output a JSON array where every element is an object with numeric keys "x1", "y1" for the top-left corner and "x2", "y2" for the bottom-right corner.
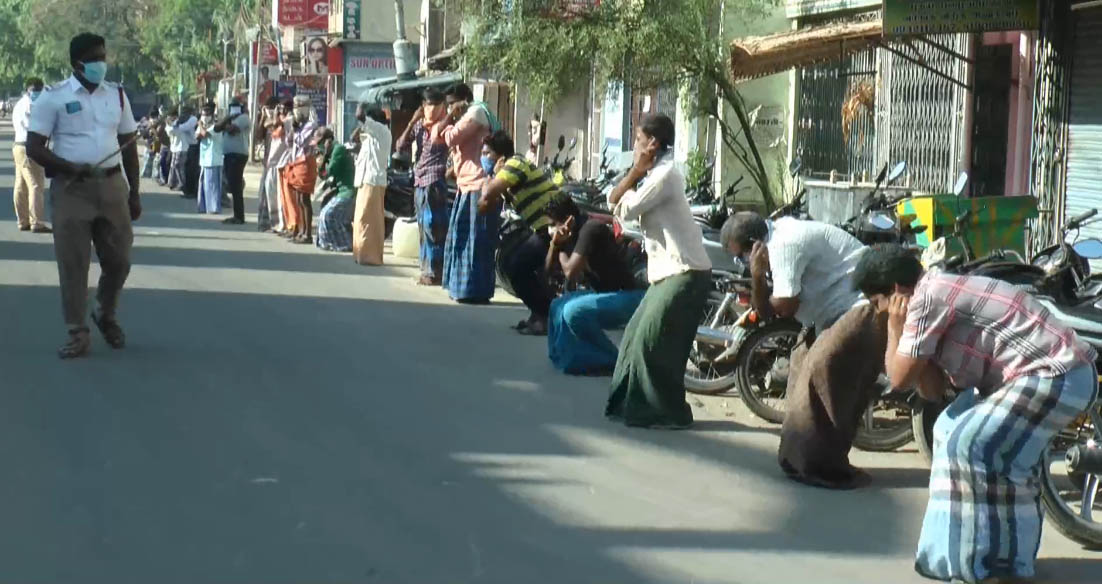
[
  {"x1": 26, "y1": 32, "x2": 142, "y2": 359},
  {"x1": 183, "y1": 105, "x2": 201, "y2": 200},
  {"x1": 604, "y1": 113, "x2": 712, "y2": 429},
  {"x1": 11, "y1": 77, "x2": 51, "y2": 233},
  {"x1": 352, "y1": 104, "x2": 391, "y2": 265},
  {"x1": 257, "y1": 97, "x2": 285, "y2": 232},
  {"x1": 139, "y1": 108, "x2": 161, "y2": 179},
  {"x1": 274, "y1": 99, "x2": 297, "y2": 238},
  {"x1": 195, "y1": 103, "x2": 224, "y2": 215},
  {"x1": 314, "y1": 127, "x2": 357, "y2": 252},
  {"x1": 442, "y1": 83, "x2": 497, "y2": 303},
  {"x1": 395, "y1": 88, "x2": 450, "y2": 284},
  {"x1": 218, "y1": 96, "x2": 251, "y2": 225},
  {"x1": 166, "y1": 106, "x2": 196, "y2": 192},
  {"x1": 285, "y1": 95, "x2": 318, "y2": 244},
  {"x1": 156, "y1": 105, "x2": 171, "y2": 185}
]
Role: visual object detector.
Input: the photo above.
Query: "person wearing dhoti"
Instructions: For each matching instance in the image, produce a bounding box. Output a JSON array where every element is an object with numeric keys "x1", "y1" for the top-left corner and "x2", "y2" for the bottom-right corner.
[
  {"x1": 857, "y1": 244, "x2": 1096, "y2": 583},
  {"x1": 604, "y1": 114, "x2": 711, "y2": 429},
  {"x1": 721, "y1": 211, "x2": 880, "y2": 489}
]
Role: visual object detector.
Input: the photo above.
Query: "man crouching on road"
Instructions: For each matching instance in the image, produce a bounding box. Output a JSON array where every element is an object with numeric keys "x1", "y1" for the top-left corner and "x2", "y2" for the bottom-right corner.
[
  {"x1": 26, "y1": 32, "x2": 141, "y2": 359},
  {"x1": 720, "y1": 212, "x2": 883, "y2": 489}
]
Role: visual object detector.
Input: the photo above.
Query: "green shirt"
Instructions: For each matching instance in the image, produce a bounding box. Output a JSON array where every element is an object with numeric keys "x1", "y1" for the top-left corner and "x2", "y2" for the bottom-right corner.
[
  {"x1": 495, "y1": 155, "x2": 556, "y2": 231},
  {"x1": 326, "y1": 143, "x2": 357, "y2": 199}
]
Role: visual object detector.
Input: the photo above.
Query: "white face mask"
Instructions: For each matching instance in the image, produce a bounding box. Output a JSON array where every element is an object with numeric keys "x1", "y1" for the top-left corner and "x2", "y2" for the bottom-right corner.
[{"x1": 201, "y1": 115, "x2": 213, "y2": 124}]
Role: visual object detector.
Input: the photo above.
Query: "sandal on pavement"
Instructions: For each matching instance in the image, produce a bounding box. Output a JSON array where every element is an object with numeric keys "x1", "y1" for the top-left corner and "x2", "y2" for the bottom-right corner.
[
  {"x1": 517, "y1": 321, "x2": 547, "y2": 336},
  {"x1": 91, "y1": 310, "x2": 126, "y2": 349},
  {"x1": 58, "y1": 327, "x2": 91, "y2": 359},
  {"x1": 417, "y1": 275, "x2": 441, "y2": 286}
]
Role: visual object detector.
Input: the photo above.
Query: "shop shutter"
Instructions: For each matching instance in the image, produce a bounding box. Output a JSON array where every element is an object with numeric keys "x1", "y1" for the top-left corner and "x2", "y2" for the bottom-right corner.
[{"x1": 1065, "y1": 8, "x2": 1102, "y2": 242}]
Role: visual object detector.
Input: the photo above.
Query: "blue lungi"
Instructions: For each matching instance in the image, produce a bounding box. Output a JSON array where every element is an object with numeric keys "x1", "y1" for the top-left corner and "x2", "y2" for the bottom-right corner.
[
  {"x1": 442, "y1": 190, "x2": 500, "y2": 302},
  {"x1": 549, "y1": 289, "x2": 645, "y2": 375},
  {"x1": 416, "y1": 180, "x2": 449, "y2": 280}
]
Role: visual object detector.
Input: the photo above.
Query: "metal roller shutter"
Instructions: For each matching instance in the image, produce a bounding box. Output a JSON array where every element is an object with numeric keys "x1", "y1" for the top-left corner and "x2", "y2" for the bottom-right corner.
[{"x1": 1065, "y1": 8, "x2": 1102, "y2": 242}]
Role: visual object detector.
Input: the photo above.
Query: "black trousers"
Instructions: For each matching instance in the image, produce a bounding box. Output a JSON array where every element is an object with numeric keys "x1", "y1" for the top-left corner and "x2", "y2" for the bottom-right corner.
[
  {"x1": 223, "y1": 153, "x2": 248, "y2": 221},
  {"x1": 506, "y1": 230, "x2": 554, "y2": 318},
  {"x1": 183, "y1": 144, "x2": 200, "y2": 197}
]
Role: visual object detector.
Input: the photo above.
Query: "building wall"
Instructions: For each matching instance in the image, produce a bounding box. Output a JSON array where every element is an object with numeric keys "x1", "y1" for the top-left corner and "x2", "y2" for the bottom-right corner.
[{"x1": 330, "y1": 0, "x2": 421, "y2": 42}]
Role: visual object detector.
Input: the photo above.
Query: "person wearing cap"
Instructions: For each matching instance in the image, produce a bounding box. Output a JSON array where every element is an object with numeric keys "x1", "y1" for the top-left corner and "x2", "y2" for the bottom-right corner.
[{"x1": 26, "y1": 32, "x2": 141, "y2": 359}]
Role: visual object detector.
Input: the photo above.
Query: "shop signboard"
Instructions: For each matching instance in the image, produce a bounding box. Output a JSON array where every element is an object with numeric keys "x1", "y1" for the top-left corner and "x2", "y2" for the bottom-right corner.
[
  {"x1": 277, "y1": 0, "x2": 329, "y2": 30},
  {"x1": 343, "y1": 43, "x2": 398, "y2": 139},
  {"x1": 882, "y1": 0, "x2": 1039, "y2": 36},
  {"x1": 343, "y1": 0, "x2": 361, "y2": 39}
]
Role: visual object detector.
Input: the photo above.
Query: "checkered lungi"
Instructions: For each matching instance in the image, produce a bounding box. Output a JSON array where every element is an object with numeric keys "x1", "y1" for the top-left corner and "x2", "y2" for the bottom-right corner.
[
  {"x1": 915, "y1": 363, "x2": 1097, "y2": 583},
  {"x1": 316, "y1": 196, "x2": 355, "y2": 252},
  {"x1": 442, "y1": 189, "x2": 500, "y2": 302}
]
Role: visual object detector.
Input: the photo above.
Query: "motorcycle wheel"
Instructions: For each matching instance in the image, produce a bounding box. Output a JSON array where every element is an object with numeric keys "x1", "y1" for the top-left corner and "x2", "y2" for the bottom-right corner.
[
  {"x1": 685, "y1": 292, "x2": 743, "y2": 396},
  {"x1": 852, "y1": 387, "x2": 915, "y2": 452},
  {"x1": 911, "y1": 396, "x2": 944, "y2": 464},
  {"x1": 734, "y1": 319, "x2": 801, "y2": 424},
  {"x1": 1040, "y1": 403, "x2": 1102, "y2": 548}
]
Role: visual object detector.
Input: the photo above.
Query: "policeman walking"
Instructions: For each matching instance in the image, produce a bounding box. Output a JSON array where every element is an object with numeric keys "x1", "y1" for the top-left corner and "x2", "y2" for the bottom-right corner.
[{"x1": 26, "y1": 32, "x2": 142, "y2": 359}]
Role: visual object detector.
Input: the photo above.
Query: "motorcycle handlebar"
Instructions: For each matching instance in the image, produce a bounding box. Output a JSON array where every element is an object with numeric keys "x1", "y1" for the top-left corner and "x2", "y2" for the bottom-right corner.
[{"x1": 1067, "y1": 208, "x2": 1098, "y2": 230}]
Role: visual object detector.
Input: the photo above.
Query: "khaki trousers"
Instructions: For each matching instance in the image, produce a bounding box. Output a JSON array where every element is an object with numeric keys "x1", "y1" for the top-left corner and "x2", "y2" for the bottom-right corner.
[
  {"x1": 353, "y1": 184, "x2": 386, "y2": 265},
  {"x1": 51, "y1": 173, "x2": 133, "y2": 328},
  {"x1": 12, "y1": 144, "x2": 47, "y2": 228}
]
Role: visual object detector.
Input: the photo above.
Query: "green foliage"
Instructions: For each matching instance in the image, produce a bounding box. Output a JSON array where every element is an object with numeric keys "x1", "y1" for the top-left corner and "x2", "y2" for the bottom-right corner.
[
  {"x1": 0, "y1": 0, "x2": 261, "y2": 98},
  {"x1": 447, "y1": 0, "x2": 782, "y2": 209},
  {"x1": 685, "y1": 149, "x2": 711, "y2": 192}
]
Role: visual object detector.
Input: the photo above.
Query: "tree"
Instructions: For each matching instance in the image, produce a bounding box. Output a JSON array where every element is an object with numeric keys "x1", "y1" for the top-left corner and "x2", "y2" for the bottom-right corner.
[{"x1": 449, "y1": 0, "x2": 782, "y2": 209}]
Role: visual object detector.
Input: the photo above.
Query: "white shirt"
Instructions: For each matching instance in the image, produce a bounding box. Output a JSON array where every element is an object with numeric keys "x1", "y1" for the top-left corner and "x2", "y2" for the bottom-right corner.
[
  {"x1": 355, "y1": 117, "x2": 392, "y2": 187},
  {"x1": 766, "y1": 217, "x2": 867, "y2": 330},
  {"x1": 168, "y1": 115, "x2": 198, "y2": 152},
  {"x1": 12, "y1": 93, "x2": 33, "y2": 143},
  {"x1": 614, "y1": 155, "x2": 711, "y2": 283},
  {"x1": 27, "y1": 76, "x2": 138, "y2": 168}
]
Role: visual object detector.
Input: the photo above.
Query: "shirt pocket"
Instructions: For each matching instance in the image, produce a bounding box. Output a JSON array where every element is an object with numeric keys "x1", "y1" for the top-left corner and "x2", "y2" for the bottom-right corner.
[
  {"x1": 94, "y1": 96, "x2": 122, "y2": 132},
  {"x1": 56, "y1": 100, "x2": 95, "y2": 135}
]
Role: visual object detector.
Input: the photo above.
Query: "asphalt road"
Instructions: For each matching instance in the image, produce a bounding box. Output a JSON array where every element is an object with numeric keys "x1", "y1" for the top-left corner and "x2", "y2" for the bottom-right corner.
[{"x1": 0, "y1": 121, "x2": 1097, "y2": 584}]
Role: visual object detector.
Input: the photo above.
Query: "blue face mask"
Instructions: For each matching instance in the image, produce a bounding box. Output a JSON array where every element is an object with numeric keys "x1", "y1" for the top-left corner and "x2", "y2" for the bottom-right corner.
[
  {"x1": 29, "y1": 90, "x2": 42, "y2": 101},
  {"x1": 480, "y1": 155, "x2": 497, "y2": 176},
  {"x1": 81, "y1": 60, "x2": 107, "y2": 84}
]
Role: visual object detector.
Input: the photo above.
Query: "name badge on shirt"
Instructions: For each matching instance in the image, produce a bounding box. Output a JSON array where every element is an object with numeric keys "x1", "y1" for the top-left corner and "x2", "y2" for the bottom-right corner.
[{"x1": 65, "y1": 101, "x2": 83, "y2": 115}]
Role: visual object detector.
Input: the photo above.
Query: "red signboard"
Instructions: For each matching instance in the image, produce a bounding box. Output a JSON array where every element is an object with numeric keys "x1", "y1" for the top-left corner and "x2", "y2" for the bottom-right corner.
[
  {"x1": 277, "y1": 0, "x2": 329, "y2": 29},
  {"x1": 327, "y1": 46, "x2": 344, "y2": 75},
  {"x1": 252, "y1": 41, "x2": 279, "y2": 65}
]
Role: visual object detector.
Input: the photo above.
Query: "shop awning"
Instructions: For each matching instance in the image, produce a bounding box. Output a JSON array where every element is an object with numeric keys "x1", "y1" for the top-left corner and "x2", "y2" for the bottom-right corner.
[
  {"x1": 354, "y1": 72, "x2": 464, "y2": 107},
  {"x1": 730, "y1": 20, "x2": 882, "y2": 82}
]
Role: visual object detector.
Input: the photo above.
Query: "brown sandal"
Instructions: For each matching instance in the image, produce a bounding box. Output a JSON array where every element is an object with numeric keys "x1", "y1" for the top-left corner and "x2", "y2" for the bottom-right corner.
[
  {"x1": 91, "y1": 310, "x2": 126, "y2": 349},
  {"x1": 58, "y1": 327, "x2": 91, "y2": 359}
]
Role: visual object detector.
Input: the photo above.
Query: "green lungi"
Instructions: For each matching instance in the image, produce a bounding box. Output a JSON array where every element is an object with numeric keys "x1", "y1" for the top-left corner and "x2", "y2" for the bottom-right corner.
[{"x1": 605, "y1": 270, "x2": 711, "y2": 427}]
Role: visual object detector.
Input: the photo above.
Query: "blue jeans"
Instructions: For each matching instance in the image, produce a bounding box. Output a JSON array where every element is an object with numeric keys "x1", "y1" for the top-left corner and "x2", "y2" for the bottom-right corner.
[{"x1": 548, "y1": 289, "x2": 645, "y2": 374}]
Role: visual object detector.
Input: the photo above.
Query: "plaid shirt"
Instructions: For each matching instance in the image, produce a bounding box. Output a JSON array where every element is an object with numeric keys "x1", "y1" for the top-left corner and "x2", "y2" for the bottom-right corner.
[
  {"x1": 898, "y1": 272, "x2": 1096, "y2": 393},
  {"x1": 397, "y1": 119, "x2": 449, "y2": 188}
]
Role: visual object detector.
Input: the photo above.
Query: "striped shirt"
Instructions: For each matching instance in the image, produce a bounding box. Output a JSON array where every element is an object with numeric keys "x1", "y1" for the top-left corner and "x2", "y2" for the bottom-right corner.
[
  {"x1": 495, "y1": 155, "x2": 555, "y2": 231},
  {"x1": 897, "y1": 272, "x2": 1096, "y2": 393}
]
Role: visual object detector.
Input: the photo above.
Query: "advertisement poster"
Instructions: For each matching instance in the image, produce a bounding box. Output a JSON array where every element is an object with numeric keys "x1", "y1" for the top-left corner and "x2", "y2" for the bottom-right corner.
[
  {"x1": 276, "y1": 0, "x2": 329, "y2": 30},
  {"x1": 252, "y1": 41, "x2": 278, "y2": 65},
  {"x1": 343, "y1": 43, "x2": 398, "y2": 139},
  {"x1": 883, "y1": 0, "x2": 1039, "y2": 35},
  {"x1": 302, "y1": 35, "x2": 329, "y2": 75}
]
